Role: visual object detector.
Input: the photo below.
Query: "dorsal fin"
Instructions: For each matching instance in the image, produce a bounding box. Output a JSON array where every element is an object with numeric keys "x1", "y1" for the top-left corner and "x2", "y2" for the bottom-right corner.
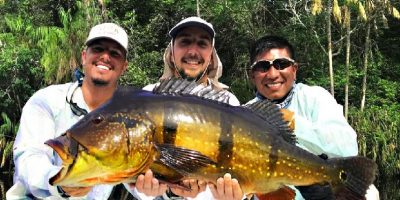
[
  {"x1": 244, "y1": 100, "x2": 296, "y2": 145},
  {"x1": 153, "y1": 78, "x2": 231, "y2": 104}
]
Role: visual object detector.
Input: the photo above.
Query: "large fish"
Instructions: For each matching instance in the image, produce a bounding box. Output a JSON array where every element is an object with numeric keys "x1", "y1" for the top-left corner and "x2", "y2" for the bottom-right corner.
[{"x1": 45, "y1": 78, "x2": 377, "y2": 198}]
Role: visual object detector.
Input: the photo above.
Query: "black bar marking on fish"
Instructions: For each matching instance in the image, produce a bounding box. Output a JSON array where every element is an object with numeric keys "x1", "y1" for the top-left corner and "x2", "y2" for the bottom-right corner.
[
  {"x1": 217, "y1": 112, "x2": 233, "y2": 167},
  {"x1": 69, "y1": 137, "x2": 79, "y2": 158},
  {"x1": 163, "y1": 106, "x2": 178, "y2": 144},
  {"x1": 268, "y1": 146, "x2": 279, "y2": 176}
]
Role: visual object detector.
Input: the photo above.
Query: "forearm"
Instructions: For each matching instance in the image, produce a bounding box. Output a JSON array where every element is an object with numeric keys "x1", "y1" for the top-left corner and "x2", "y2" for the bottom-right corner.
[{"x1": 14, "y1": 146, "x2": 62, "y2": 197}]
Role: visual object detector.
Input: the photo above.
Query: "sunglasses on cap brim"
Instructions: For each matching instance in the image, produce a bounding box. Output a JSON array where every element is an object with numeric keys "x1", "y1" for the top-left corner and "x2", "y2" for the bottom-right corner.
[{"x1": 250, "y1": 58, "x2": 295, "y2": 72}]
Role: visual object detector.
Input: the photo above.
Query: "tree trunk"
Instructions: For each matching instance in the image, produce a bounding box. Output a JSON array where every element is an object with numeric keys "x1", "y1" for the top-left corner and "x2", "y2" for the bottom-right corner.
[
  {"x1": 360, "y1": 21, "x2": 371, "y2": 111},
  {"x1": 327, "y1": 0, "x2": 334, "y2": 96},
  {"x1": 344, "y1": 7, "x2": 351, "y2": 119},
  {"x1": 197, "y1": 0, "x2": 201, "y2": 17}
]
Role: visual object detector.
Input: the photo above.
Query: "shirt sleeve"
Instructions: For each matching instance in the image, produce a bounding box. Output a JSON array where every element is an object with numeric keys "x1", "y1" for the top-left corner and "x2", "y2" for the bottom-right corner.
[
  {"x1": 227, "y1": 92, "x2": 241, "y2": 106},
  {"x1": 291, "y1": 86, "x2": 358, "y2": 157},
  {"x1": 12, "y1": 91, "x2": 64, "y2": 198}
]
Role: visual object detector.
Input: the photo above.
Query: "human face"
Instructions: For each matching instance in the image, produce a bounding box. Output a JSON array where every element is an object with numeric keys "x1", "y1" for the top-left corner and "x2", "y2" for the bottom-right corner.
[
  {"x1": 82, "y1": 39, "x2": 128, "y2": 86},
  {"x1": 172, "y1": 27, "x2": 213, "y2": 80},
  {"x1": 250, "y1": 48, "x2": 297, "y2": 100}
]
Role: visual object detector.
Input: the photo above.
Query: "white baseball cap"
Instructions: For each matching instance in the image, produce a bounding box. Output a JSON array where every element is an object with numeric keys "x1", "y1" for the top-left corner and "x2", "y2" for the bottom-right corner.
[
  {"x1": 169, "y1": 16, "x2": 215, "y2": 39},
  {"x1": 85, "y1": 23, "x2": 128, "y2": 52}
]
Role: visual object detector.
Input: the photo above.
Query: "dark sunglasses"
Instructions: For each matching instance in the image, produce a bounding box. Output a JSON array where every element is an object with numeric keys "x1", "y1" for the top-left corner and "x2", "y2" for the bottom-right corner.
[{"x1": 250, "y1": 58, "x2": 295, "y2": 72}]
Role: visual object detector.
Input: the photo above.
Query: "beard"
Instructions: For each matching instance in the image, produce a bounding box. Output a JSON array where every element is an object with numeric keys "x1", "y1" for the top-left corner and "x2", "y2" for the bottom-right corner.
[
  {"x1": 92, "y1": 78, "x2": 109, "y2": 86},
  {"x1": 177, "y1": 68, "x2": 207, "y2": 81}
]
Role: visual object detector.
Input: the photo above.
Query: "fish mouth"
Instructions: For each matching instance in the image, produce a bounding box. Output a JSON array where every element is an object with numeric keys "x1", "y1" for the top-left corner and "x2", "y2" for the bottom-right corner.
[
  {"x1": 45, "y1": 135, "x2": 75, "y2": 165},
  {"x1": 45, "y1": 133, "x2": 77, "y2": 185}
]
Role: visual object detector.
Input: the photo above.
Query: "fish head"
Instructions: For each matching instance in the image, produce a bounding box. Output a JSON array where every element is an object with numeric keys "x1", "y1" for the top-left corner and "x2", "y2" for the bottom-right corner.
[{"x1": 47, "y1": 103, "x2": 157, "y2": 186}]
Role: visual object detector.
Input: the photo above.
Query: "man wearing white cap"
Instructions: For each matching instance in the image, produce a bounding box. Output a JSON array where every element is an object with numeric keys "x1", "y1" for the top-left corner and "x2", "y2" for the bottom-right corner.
[
  {"x1": 134, "y1": 17, "x2": 247, "y2": 200},
  {"x1": 143, "y1": 16, "x2": 240, "y2": 106},
  {"x1": 7, "y1": 22, "x2": 130, "y2": 199}
]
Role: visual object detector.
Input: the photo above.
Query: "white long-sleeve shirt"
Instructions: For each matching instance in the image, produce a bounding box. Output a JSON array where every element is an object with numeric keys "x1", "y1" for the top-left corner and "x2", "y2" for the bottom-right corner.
[
  {"x1": 7, "y1": 82, "x2": 139, "y2": 200},
  {"x1": 247, "y1": 83, "x2": 358, "y2": 158}
]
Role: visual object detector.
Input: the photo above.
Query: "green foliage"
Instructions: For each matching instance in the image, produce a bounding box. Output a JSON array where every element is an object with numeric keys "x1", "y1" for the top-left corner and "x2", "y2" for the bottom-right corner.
[
  {"x1": 0, "y1": 33, "x2": 43, "y2": 121},
  {"x1": 120, "y1": 51, "x2": 163, "y2": 87},
  {"x1": 349, "y1": 106, "x2": 400, "y2": 178},
  {"x1": 0, "y1": 112, "x2": 18, "y2": 172}
]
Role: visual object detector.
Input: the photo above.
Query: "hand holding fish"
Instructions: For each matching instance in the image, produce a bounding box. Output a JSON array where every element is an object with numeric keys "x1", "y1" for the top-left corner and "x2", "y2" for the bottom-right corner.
[
  {"x1": 133, "y1": 169, "x2": 168, "y2": 197},
  {"x1": 170, "y1": 179, "x2": 207, "y2": 198},
  {"x1": 209, "y1": 173, "x2": 244, "y2": 200}
]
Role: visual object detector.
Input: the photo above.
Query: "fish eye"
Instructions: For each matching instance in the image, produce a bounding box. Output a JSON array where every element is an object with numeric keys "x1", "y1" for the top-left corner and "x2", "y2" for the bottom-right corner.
[{"x1": 92, "y1": 115, "x2": 104, "y2": 124}]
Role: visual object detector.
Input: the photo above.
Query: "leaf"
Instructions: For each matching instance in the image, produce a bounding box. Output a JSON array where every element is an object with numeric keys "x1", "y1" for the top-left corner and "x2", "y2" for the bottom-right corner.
[
  {"x1": 358, "y1": 2, "x2": 367, "y2": 21},
  {"x1": 333, "y1": 0, "x2": 342, "y2": 23},
  {"x1": 391, "y1": 7, "x2": 400, "y2": 19},
  {"x1": 311, "y1": 0, "x2": 323, "y2": 15}
]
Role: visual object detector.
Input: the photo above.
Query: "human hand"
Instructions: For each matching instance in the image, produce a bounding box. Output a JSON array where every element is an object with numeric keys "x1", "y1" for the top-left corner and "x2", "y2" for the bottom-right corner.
[
  {"x1": 132, "y1": 169, "x2": 168, "y2": 197},
  {"x1": 170, "y1": 179, "x2": 207, "y2": 198},
  {"x1": 60, "y1": 186, "x2": 92, "y2": 197},
  {"x1": 209, "y1": 173, "x2": 244, "y2": 200}
]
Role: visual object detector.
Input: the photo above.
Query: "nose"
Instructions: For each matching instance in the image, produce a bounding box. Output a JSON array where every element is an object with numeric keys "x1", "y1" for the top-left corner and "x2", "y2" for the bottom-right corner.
[
  {"x1": 99, "y1": 50, "x2": 111, "y2": 62},
  {"x1": 187, "y1": 44, "x2": 199, "y2": 55},
  {"x1": 264, "y1": 65, "x2": 280, "y2": 79}
]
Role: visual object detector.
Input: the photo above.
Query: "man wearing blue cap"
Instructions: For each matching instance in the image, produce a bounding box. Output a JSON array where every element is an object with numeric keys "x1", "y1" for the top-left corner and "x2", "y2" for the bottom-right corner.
[{"x1": 7, "y1": 22, "x2": 130, "y2": 199}]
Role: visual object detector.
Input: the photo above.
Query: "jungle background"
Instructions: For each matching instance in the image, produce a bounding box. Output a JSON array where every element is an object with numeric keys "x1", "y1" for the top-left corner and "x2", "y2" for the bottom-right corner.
[{"x1": 0, "y1": 0, "x2": 399, "y2": 199}]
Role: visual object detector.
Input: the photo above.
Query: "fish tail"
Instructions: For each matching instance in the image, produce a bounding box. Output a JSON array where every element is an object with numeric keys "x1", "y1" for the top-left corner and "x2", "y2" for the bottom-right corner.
[{"x1": 329, "y1": 156, "x2": 377, "y2": 199}]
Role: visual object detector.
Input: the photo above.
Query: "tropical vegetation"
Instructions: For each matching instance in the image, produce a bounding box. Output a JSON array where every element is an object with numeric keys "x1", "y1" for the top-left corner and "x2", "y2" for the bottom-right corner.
[{"x1": 0, "y1": 0, "x2": 399, "y2": 198}]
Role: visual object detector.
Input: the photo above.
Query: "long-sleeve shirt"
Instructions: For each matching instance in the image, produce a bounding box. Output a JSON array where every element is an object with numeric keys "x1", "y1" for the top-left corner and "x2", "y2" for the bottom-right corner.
[
  {"x1": 247, "y1": 83, "x2": 358, "y2": 158},
  {"x1": 6, "y1": 82, "x2": 137, "y2": 200}
]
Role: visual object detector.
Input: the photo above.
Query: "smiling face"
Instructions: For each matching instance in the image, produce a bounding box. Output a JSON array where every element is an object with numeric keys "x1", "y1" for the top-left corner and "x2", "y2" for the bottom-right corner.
[
  {"x1": 250, "y1": 48, "x2": 298, "y2": 100},
  {"x1": 171, "y1": 27, "x2": 213, "y2": 81},
  {"x1": 82, "y1": 39, "x2": 128, "y2": 87}
]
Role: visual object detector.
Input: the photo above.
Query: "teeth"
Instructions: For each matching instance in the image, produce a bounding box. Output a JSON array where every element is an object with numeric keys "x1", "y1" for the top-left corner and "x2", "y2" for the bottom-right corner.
[
  {"x1": 97, "y1": 65, "x2": 110, "y2": 70},
  {"x1": 267, "y1": 83, "x2": 281, "y2": 87},
  {"x1": 185, "y1": 60, "x2": 200, "y2": 64}
]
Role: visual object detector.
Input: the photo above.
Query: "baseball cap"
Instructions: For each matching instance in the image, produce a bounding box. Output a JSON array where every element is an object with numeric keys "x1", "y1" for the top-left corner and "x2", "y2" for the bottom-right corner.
[
  {"x1": 169, "y1": 16, "x2": 215, "y2": 39},
  {"x1": 85, "y1": 23, "x2": 128, "y2": 52}
]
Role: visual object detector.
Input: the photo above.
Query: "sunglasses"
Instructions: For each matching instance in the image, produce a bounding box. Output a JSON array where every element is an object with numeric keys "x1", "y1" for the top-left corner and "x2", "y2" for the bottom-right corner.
[
  {"x1": 66, "y1": 84, "x2": 88, "y2": 116},
  {"x1": 250, "y1": 58, "x2": 295, "y2": 72}
]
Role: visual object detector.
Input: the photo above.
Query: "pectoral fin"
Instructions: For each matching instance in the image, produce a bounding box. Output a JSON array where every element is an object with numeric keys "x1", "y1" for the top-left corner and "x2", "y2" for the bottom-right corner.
[{"x1": 154, "y1": 143, "x2": 216, "y2": 177}]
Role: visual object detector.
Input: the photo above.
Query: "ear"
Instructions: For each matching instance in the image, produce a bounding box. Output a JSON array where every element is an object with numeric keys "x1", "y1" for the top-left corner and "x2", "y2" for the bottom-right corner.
[
  {"x1": 292, "y1": 63, "x2": 298, "y2": 77},
  {"x1": 81, "y1": 49, "x2": 87, "y2": 66},
  {"x1": 122, "y1": 60, "x2": 128, "y2": 74}
]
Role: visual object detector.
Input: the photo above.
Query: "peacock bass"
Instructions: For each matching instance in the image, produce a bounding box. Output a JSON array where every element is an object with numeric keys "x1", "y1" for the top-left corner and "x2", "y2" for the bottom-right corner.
[{"x1": 45, "y1": 78, "x2": 376, "y2": 199}]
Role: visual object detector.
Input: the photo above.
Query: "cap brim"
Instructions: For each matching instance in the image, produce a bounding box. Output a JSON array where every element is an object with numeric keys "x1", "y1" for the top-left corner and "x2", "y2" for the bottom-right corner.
[
  {"x1": 169, "y1": 22, "x2": 215, "y2": 38},
  {"x1": 85, "y1": 37, "x2": 128, "y2": 53}
]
